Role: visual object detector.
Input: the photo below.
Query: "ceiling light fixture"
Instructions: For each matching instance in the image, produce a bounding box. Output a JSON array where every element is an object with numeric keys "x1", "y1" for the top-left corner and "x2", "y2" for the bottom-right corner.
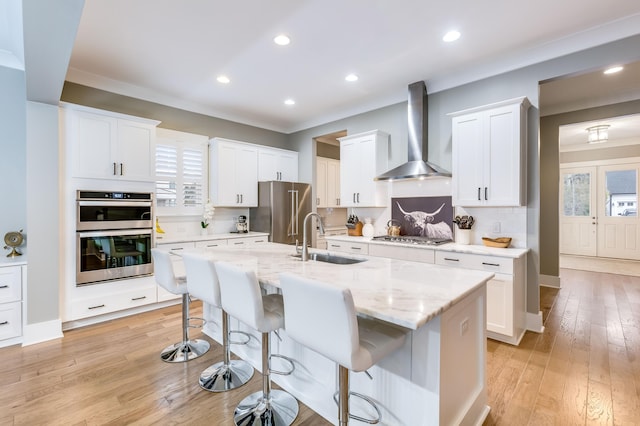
[
  {"x1": 274, "y1": 34, "x2": 291, "y2": 46},
  {"x1": 284, "y1": 99, "x2": 295, "y2": 106},
  {"x1": 604, "y1": 65, "x2": 624, "y2": 75},
  {"x1": 587, "y1": 125, "x2": 609, "y2": 143},
  {"x1": 345, "y1": 73, "x2": 358, "y2": 82},
  {"x1": 442, "y1": 30, "x2": 461, "y2": 42},
  {"x1": 216, "y1": 75, "x2": 230, "y2": 84}
]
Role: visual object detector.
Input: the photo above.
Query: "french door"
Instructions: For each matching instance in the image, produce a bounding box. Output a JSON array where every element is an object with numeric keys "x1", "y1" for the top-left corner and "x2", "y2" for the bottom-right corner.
[
  {"x1": 560, "y1": 167, "x2": 597, "y2": 256},
  {"x1": 560, "y1": 163, "x2": 640, "y2": 260}
]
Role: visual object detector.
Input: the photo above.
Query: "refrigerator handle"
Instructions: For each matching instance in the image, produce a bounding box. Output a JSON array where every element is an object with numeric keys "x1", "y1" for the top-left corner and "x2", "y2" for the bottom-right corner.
[
  {"x1": 292, "y1": 190, "x2": 299, "y2": 236},
  {"x1": 288, "y1": 190, "x2": 295, "y2": 236}
]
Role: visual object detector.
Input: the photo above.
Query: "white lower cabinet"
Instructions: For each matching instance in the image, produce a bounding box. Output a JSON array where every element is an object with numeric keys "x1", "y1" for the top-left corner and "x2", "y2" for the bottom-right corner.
[
  {"x1": 435, "y1": 251, "x2": 525, "y2": 345},
  {"x1": 0, "y1": 264, "x2": 24, "y2": 347},
  {"x1": 368, "y1": 244, "x2": 435, "y2": 263},
  {"x1": 70, "y1": 285, "x2": 157, "y2": 320},
  {"x1": 326, "y1": 240, "x2": 369, "y2": 255}
]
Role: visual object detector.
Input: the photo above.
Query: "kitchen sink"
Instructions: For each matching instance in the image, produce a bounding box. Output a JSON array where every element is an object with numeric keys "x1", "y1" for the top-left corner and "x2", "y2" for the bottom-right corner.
[{"x1": 291, "y1": 252, "x2": 366, "y2": 264}]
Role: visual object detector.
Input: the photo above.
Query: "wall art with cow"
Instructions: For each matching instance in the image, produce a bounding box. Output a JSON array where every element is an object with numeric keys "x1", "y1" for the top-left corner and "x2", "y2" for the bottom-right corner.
[{"x1": 391, "y1": 196, "x2": 454, "y2": 240}]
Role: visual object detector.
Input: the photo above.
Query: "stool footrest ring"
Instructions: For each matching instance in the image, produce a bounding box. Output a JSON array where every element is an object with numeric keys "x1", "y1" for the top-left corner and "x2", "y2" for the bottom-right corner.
[
  {"x1": 333, "y1": 391, "x2": 381, "y2": 424},
  {"x1": 228, "y1": 329, "x2": 252, "y2": 345},
  {"x1": 269, "y1": 354, "x2": 296, "y2": 376}
]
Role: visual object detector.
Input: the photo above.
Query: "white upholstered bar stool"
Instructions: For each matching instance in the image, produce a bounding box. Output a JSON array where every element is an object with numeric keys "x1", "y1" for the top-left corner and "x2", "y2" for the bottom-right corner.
[
  {"x1": 216, "y1": 261, "x2": 299, "y2": 426},
  {"x1": 181, "y1": 252, "x2": 254, "y2": 391},
  {"x1": 279, "y1": 273, "x2": 407, "y2": 426},
  {"x1": 151, "y1": 248, "x2": 210, "y2": 363}
]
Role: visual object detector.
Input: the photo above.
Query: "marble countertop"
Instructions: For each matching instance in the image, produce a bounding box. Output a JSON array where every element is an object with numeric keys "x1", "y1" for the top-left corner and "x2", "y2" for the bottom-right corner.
[
  {"x1": 180, "y1": 242, "x2": 494, "y2": 330},
  {"x1": 325, "y1": 235, "x2": 529, "y2": 258},
  {"x1": 0, "y1": 255, "x2": 27, "y2": 266},
  {"x1": 155, "y1": 231, "x2": 269, "y2": 245}
]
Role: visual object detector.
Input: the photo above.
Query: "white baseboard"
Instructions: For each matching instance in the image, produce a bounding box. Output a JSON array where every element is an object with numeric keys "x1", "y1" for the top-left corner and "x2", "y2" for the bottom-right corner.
[
  {"x1": 526, "y1": 311, "x2": 544, "y2": 333},
  {"x1": 22, "y1": 319, "x2": 64, "y2": 346},
  {"x1": 540, "y1": 274, "x2": 561, "y2": 288}
]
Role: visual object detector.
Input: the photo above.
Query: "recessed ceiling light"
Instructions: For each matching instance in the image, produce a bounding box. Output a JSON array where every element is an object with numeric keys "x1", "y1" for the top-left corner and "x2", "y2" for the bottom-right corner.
[
  {"x1": 216, "y1": 75, "x2": 230, "y2": 84},
  {"x1": 442, "y1": 30, "x2": 461, "y2": 42},
  {"x1": 604, "y1": 66, "x2": 624, "y2": 75},
  {"x1": 274, "y1": 34, "x2": 291, "y2": 46},
  {"x1": 345, "y1": 74, "x2": 358, "y2": 82},
  {"x1": 284, "y1": 99, "x2": 295, "y2": 106}
]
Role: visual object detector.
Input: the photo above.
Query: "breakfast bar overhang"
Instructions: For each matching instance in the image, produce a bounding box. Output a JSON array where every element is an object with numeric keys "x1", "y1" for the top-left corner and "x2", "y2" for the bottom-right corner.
[{"x1": 176, "y1": 243, "x2": 494, "y2": 425}]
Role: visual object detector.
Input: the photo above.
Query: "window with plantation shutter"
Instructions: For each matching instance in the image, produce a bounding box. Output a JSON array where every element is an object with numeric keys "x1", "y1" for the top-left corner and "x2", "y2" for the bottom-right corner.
[{"x1": 155, "y1": 130, "x2": 208, "y2": 215}]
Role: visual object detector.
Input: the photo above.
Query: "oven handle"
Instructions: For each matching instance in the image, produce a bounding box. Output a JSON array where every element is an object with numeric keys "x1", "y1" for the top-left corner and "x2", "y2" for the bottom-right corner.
[
  {"x1": 77, "y1": 229, "x2": 153, "y2": 238},
  {"x1": 78, "y1": 200, "x2": 153, "y2": 208}
]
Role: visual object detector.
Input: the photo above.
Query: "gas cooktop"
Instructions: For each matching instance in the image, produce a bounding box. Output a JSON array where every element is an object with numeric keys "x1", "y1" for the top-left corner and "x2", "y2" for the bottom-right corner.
[{"x1": 371, "y1": 235, "x2": 452, "y2": 246}]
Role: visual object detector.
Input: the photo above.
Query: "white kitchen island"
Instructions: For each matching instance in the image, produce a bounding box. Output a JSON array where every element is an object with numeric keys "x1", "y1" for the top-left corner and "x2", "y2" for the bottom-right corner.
[{"x1": 183, "y1": 243, "x2": 494, "y2": 425}]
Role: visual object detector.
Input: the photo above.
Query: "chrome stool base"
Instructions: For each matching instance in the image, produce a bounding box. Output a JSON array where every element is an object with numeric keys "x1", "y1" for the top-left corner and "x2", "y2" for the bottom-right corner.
[
  {"x1": 160, "y1": 338, "x2": 210, "y2": 363},
  {"x1": 199, "y1": 359, "x2": 254, "y2": 392},
  {"x1": 234, "y1": 389, "x2": 299, "y2": 426}
]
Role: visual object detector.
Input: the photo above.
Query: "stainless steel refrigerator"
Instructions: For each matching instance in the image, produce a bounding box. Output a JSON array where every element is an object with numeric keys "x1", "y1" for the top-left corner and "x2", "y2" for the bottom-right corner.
[{"x1": 249, "y1": 181, "x2": 312, "y2": 245}]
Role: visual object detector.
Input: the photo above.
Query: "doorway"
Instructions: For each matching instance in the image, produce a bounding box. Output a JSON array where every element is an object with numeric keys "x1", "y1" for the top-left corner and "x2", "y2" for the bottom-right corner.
[{"x1": 560, "y1": 161, "x2": 640, "y2": 260}]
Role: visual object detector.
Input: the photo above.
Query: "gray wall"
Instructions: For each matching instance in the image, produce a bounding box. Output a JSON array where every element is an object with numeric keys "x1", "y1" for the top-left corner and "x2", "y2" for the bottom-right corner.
[
  {"x1": 61, "y1": 82, "x2": 290, "y2": 150},
  {"x1": 26, "y1": 101, "x2": 61, "y2": 323},
  {"x1": 0, "y1": 66, "x2": 27, "y2": 233},
  {"x1": 540, "y1": 99, "x2": 640, "y2": 277}
]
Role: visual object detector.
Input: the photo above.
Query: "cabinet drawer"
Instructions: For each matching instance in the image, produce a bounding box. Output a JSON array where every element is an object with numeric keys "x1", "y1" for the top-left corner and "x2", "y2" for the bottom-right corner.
[
  {"x1": 229, "y1": 236, "x2": 268, "y2": 245},
  {"x1": 0, "y1": 301, "x2": 22, "y2": 340},
  {"x1": 0, "y1": 266, "x2": 21, "y2": 304},
  {"x1": 327, "y1": 241, "x2": 368, "y2": 255},
  {"x1": 195, "y1": 239, "x2": 229, "y2": 249},
  {"x1": 368, "y1": 244, "x2": 434, "y2": 264},
  {"x1": 70, "y1": 286, "x2": 157, "y2": 320},
  {"x1": 435, "y1": 251, "x2": 513, "y2": 274},
  {"x1": 156, "y1": 241, "x2": 195, "y2": 252}
]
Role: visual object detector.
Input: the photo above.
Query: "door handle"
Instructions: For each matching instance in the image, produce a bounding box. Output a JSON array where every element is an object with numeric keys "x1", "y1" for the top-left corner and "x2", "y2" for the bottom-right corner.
[
  {"x1": 477, "y1": 187, "x2": 481, "y2": 201},
  {"x1": 113, "y1": 162, "x2": 117, "y2": 175},
  {"x1": 120, "y1": 163, "x2": 124, "y2": 176},
  {"x1": 484, "y1": 187, "x2": 488, "y2": 201},
  {"x1": 357, "y1": 193, "x2": 360, "y2": 203},
  {"x1": 353, "y1": 193, "x2": 356, "y2": 203}
]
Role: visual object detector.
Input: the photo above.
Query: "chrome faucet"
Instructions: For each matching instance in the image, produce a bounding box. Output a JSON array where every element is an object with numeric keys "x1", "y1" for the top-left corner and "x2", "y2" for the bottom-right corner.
[{"x1": 301, "y1": 212, "x2": 325, "y2": 261}]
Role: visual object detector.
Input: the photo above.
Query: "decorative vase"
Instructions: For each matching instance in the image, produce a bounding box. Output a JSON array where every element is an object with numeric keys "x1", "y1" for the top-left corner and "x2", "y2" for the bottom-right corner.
[
  {"x1": 362, "y1": 217, "x2": 375, "y2": 238},
  {"x1": 456, "y1": 229, "x2": 471, "y2": 245}
]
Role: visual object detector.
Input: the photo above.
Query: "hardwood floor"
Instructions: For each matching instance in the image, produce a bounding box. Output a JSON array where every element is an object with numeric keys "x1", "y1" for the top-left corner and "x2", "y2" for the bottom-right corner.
[{"x1": 2, "y1": 268, "x2": 640, "y2": 425}]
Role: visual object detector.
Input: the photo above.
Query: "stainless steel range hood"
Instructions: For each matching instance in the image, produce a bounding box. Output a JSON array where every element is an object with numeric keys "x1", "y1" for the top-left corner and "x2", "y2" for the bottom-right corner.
[{"x1": 375, "y1": 81, "x2": 451, "y2": 181}]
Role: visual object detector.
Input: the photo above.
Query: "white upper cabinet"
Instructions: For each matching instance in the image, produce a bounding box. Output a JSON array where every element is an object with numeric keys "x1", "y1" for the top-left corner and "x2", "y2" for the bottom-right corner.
[
  {"x1": 450, "y1": 97, "x2": 530, "y2": 207},
  {"x1": 338, "y1": 130, "x2": 389, "y2": 207},
  {"x1": 61, "y1": 104, "x2": 160, "y2": 181},
  {"x1": 257, "y1": 146, "x2": 298, "y2": 182},
  {"x1": 209, "y1": 138, "x2": 258, "y2": 207},
  {"x1": 316, "y1": 157, "x2": 341, "y2": 208}
]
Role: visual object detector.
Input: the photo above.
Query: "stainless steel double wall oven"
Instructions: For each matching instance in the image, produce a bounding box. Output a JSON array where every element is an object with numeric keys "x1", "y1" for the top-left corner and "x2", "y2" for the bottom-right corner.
[{"x1": 76, "y1": 190, "x2": 154, "y2": 285}]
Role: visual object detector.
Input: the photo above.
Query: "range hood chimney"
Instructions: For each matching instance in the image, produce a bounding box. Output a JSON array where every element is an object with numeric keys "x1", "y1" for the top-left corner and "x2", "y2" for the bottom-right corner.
[{"x1": 375, "y1": 81, "x2": 451, "y2": 181}]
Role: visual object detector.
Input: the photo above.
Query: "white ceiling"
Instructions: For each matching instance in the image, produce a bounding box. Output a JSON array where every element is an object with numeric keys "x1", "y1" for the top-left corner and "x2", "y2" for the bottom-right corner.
[{"x1": 66, "y1": 0, "x2": 640, "y2": 133}]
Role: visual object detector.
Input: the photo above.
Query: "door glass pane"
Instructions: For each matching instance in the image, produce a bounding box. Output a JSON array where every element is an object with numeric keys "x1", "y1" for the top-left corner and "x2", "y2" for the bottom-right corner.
[
  {"x1": 563, "y1": 173, "x2": 591, "y2": 216},
  {"x1": 604, "y1": 170, "x2": 637, "y2": 216}
]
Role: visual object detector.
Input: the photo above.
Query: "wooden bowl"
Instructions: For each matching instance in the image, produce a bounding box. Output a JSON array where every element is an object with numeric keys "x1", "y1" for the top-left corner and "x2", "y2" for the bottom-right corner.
[{"x1": 482, "y1": 237, "x2": 512, "y2": 248}]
